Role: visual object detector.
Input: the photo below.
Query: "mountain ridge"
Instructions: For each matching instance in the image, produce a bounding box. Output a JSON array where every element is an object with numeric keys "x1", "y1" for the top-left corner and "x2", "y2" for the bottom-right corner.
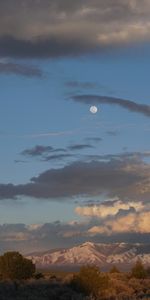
[{"x1": 26, "y1": 242, "x2": 150, "y2": 269}]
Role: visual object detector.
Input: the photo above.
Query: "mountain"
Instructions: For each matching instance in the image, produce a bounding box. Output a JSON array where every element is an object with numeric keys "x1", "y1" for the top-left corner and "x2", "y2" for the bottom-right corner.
[{"x1": 27, "y1": 242, "x2": 150, "y2": 269}]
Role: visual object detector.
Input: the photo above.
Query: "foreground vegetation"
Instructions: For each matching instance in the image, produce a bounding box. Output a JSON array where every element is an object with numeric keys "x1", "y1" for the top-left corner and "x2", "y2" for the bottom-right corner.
[{"x1": 0, "y1": 252, "x2": 150, "y2": 300}]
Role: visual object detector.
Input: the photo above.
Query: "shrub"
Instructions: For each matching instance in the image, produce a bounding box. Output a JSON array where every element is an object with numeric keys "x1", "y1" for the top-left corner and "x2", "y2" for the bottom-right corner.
[
  {"x1": 109, "y1": 265, "x2": 120, "y2": 273},
  {"x1": 131, "y1": 259, "x2": 147, "y2": 279},
  {"x1": 34, "y1": 272, "x2": 44, "y2": 279},
  {"x1": 0, "y1": 251, "x2": 35, "y2": 280},
  {"x1": 146, "y1": 267, "x2": 150, "y2": 278},
  {"x1": 71, "y1": 265, "x2": 109, "y2": 298}
]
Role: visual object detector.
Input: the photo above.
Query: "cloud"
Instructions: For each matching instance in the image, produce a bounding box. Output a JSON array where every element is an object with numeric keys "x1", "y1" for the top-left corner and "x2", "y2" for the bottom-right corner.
[
  {"x1": 51, "y1": 148, "x2": 67, "y2": 153},
  {"x1": 0, "y1": 224, "x2": 30, "y2": 243},
  {"x1": 0, "y1": 62, "x2": 43, "y2": 77},
  {"x1": 44, "y1": 153, "x2": 73, "y2": 161},
  {"x1": 1, "y1": 130, "x2": 73, "y2": 140},
  {"x1": 86, "y1": 151, "x2": 150, "y2": 162},
  {"x1": 68, "y1": 144, "x2": 94, "y2": 151},
  {"x1": 77, "y1": 197, "x2": 150, "y2": 236},
  {"x1": 75, "y1": 200, "x2": 144, "y2": 218},
  {"x1": 0, "y1": 152, "x2": 150, "y2": 201},
  {"x1": 1, "y1": 0, "x2": 150, "y2": 58},
  {"x1": 21, "y1": 130, "x2": 74, "y2": 138},
  {"x1": 88, "y1": 211, "x2": 150, "y2": 235},
  {"x1": 21, "y1": 143, "x2": 94, "y2": 159},
  {"x1": 20, "y1": 145, "x2": 71, "y2": 162},
  {"x1": 0, "y1": 215, "x2": 149, "y2": 254},
  {"x1": 21, "y1": 145, "x2": 54, "y2": 157},
  {"x1": 70, "y1": 95, "x2": 150, "y2": 118},
  {"x1": 0, "y1": 222, "x2": 86, "y2": 254},
  {"x1": 0, "y1": 35, "x2": 95, "y2": 58}
]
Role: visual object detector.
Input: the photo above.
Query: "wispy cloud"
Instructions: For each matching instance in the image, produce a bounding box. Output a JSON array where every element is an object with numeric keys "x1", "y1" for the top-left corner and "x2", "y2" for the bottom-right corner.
[
  {"x1": 23, "y1": 130, "x2": 75, "y2": 138},
  {"x1": 21, "y1": 145, "x2": 54, "y2": 157},
  {"x1": 0, "y1": 62, "x2": 43, "y2": 77},
  {"x1": 44, "y1": 153, "x2": 73, "y2": 161},
  {"x1": 20, "y1": 145, "x2": 73, "y2": 162},
  {"x1": 68, "y1": 144, "x2": 94, "y2": 151},
  {"x1": 70, "y1": 94, "x2": 150, "y2": 117},
  {"x1": 0, "y1": 130, "x2": 75, "y2": 139}
]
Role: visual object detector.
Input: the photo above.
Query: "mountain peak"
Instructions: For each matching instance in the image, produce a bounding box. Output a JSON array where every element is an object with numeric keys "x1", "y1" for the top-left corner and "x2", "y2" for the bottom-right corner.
[
  {"x1": 81, "y1": 241, "x2": 95, "y2": 247},
  {"x1": 27, "y1": 242, "x2": 150, "y2": 269}
]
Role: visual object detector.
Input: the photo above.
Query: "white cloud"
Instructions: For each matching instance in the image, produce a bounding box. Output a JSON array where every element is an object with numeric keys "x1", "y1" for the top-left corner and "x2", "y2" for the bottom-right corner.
[
  {"x1": 88, "y1": 210, "x2": 150, "y2": 235},
  {"x1": 75, "y1": 200, "x2": 144, "y2": 218},
  {"x1": 26, "y1": 224, "x2": 44, "y2": 231}
]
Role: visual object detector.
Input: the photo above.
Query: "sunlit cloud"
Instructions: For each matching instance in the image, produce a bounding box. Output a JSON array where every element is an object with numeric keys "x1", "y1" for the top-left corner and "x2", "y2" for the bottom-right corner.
[
  {"x1": 75, "y1": 200, "x2": 144, "y2": 218},
  {"x1": 88, "y1": 211, "x2": 150, "y2": 235}
]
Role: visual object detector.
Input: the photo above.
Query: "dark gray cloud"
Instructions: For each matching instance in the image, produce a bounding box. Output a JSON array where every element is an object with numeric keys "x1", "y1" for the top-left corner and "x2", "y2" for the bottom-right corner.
[
  {"x1": 68, "y1": 144, "x2": 94, "y2": 151},
  {"x1": 21, "y1": 145, "x2": 67, "y2": 158},
  {"x1": 20, "y1": 145, "x2": 69, "y2": 163},
  {"x1": 0, "y1": 62, "x2": 43, "y2": 77},
  {"x1": 21, "y1": 145, "x2": 54, "y2": 157},
  {"x1": 71, "y1": 95, "x2": 150, "y2": 117},
  {"x1": 0, "y1": 222, "x2": 89, "y2": 254},
  {"x1": 51, "y1": 148, "x2": 67, "y2": 153},
  {"x1": 0, "y1": 35, "x2": 96, "y2": 58},
  {"x1": 0, "y1": 152, "x2": 150, "y2": 201},
  {"x1": 20, "y1": 144, "x2": 94, "y2": 162},
  {"x1": 1, "y1": 0, "x2": 150, "y2": 58}
]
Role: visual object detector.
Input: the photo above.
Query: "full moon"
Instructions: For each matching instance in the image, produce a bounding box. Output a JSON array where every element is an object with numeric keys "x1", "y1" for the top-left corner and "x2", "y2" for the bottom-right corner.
[{"x1": 90, "y1": 106, "x2": 98, "y2": 114}]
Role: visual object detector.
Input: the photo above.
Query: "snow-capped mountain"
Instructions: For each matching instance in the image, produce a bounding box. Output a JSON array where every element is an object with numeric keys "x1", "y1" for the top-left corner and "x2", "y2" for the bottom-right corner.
[{"x1": 27, "y1": 242, "x2": 150, "y2": 268}]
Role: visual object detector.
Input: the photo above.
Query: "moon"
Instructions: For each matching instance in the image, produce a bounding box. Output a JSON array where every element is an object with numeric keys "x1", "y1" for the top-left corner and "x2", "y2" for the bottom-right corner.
[{"x1": 90, "y1": 106, "x2": 98, "y2": 114}]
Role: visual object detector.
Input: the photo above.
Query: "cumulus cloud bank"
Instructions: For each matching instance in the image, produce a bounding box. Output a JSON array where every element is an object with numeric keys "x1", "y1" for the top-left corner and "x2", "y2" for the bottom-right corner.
[
  {"x1": 0, "y1": 151, "x2": 149, "y2": 250},
  {"x1": 0, "y1": 152, "x2": 150, "y2": 202},
  {"x1": 1, "y1": 0, "x2": 150, "y2": 58},
  {"x1": 0, "y1": 155, "x2": 149, "y2": 200},
  {"x1": 75, "y1": 187, "x2": 150, "y2": 236},
  {"x1": 88, "y1": 211, "x2": 150, "y2": 235},
  {"x1": 76, "y1": 197, "x2": 150, "y2": 236},
  {"x1": 75, "y1": 200, "x2": 144, "y2": 218},
  {"x1": 0, "y1": 208, "x2": 149, "y2": 254}
]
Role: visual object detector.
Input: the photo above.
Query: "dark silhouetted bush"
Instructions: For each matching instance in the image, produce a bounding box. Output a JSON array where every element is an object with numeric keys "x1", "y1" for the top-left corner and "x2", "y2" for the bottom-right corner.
[
  {"x1": 146, "y1": 266, "x2": 150, "y2": 278},
  {"x1": 71, "y1": 265, "x2": 109, "y2": 297},
  {"x1": 34, "y1": 272, "x2": 44, "y2": 279},
  {"x1": 0, "y1": 251, "x2": 35, "y2": 280},
  {"x1": 109, "y1": 265, "x2": 120, "y2": 273},
  {"x1": 131, "y1": 259, "x2": 147, "y2": 279}
]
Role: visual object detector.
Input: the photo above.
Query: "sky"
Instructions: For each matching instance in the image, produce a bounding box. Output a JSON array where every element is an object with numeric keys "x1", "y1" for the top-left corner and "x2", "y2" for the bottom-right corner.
[{"x1": 0, "y1": 0, "x2": 150, "y2": 254}]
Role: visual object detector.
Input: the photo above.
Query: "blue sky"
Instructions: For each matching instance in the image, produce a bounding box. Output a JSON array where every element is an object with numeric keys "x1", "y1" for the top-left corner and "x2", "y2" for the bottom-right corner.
[{"x1": 0, "y1": 0, "x2": 150, "y2": 252}]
